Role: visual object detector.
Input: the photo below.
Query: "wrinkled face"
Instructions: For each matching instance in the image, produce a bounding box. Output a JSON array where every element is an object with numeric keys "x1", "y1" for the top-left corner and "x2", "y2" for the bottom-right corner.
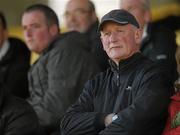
[
  {"x1": 101, "y1": 22, "x2": 141, "y2": 64},
  {"x1": 0, "y1": 24, "x2": 7, "y2": 48},
  {"x1": 120, "y1": 0, "x2": 150, "y2": 28},
  {"x1": 64, "y1": 0, "x2": 95, "y2": 33},
  {"x1": 22, "y1": 10, "x2": 56, "y2": 54}
]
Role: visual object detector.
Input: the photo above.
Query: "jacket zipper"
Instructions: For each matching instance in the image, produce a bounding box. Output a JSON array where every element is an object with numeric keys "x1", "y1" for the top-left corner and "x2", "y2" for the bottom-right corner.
[{"x1": 116, "y1": 64, "x2": 120, "y2": 86}]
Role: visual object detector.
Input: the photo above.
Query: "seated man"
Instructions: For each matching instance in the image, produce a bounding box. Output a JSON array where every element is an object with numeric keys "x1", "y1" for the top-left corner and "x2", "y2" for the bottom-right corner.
[
  {"x1": 61, "y1": 9, "x2": 173, "y2": 135},
  {"x1": 0, "y1": 84, "x2": 44, "y2": 135},
  {"x1": 21, "y1": 4, "x2": 101, "y2": 134},
  {"x1": 0, "y1": 11, "x2": 30, "y2": 99}
]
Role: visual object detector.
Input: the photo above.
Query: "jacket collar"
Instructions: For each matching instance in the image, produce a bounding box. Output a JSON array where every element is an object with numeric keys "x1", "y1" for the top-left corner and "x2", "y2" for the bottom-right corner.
[
  {"x1": 109, "y1": 52, "x2": 142, "y2": 72},
  {"x1": 41, "y1": 31, "x2": 92, "y2": 57},
  {"x1": 41, "y1": 34, "x2": 60, "y2": 55},
  {"x1": 85, "y1": 20, "x2": 100, "y2": 40}
]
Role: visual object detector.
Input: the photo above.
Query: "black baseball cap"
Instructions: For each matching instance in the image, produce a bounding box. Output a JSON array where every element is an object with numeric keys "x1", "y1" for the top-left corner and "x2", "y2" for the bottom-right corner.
[{"x1": 98, "y1": 9, "x2": 140, "y2": 31}]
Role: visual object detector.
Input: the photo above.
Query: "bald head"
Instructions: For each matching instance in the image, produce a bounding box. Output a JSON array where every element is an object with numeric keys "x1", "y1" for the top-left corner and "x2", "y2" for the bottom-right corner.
[
  {"x1": 64, "y1": 0, "x2": 97, "y2": 33},
  {"x1": 120, "y1": 0, "x2": 150, "y2": 10},
  {"x1": 68, "y1": 0, "x2": 95, "y2": 12},
  {"x1": 119, "y1": 0, "x2": 151, "y2": 28}
]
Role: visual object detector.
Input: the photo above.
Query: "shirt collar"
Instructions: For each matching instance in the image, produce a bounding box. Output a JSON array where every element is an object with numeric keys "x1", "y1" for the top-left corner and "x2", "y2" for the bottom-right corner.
[{"x1": 142, "y1": 24, "x2": 148, "y2": 40}]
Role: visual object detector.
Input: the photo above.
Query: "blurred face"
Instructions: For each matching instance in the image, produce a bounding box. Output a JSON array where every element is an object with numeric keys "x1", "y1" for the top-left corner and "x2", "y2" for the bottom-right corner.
[
  {"x1": 101, "y1": 22, "x2": 141, "y2": 64},
  {"x1": 64, "y1": 0, "x2": 96, "y2": 33},
  {"x1": 22, "y1": 10, "x2": 56, "y2": 54},
  {"x1": 0, "y1": 24, "x2": 8, "y2": 48},
  {"x1": 120, "y1": 0, "x2": 151, "y2": 28}
]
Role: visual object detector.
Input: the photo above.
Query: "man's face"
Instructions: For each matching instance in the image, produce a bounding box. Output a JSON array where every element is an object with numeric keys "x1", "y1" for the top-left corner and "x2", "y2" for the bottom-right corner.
[
  {"x1": 22, "y1": 10, "x2": 55, "y2": 54},
  {"x1": 64, "y1": 0, "x2": 95, "y2": 33},
  {"x1": 101, "y1": 22, "x2": 140, "y2": 64}
]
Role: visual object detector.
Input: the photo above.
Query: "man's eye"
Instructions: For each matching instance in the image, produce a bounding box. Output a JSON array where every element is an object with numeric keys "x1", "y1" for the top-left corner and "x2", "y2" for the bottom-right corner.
[
  {"x1": 64, "y1": 9, "x2": 89, "y2": 18},
  {"x1": 73, "y1": 11, "x2": 83, "y2": 16},
  {"x1": 103, "y1": 32, "x2": 110, "y2": 36},
  {"x1": 64, "y1": 12, "x2": 70, "y2": 17},
  {"x1": 117, "y1": 30, "x2": 123, "y2": 33},
  {"x1": 22, "y1": 26, "x2": 27, "y2": 31},
  {"x1": 74, "y1": 9, "x2": 89, "y2": 16},
  {"x1": 32, "y1": 24, "x2": 40, "y2": 29}
]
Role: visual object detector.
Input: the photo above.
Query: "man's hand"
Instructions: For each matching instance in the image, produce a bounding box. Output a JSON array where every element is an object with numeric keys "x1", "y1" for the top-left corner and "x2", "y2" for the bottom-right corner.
[
  {"x1": 104, "y1": 113, "x2": 114, "y2": 127},
  {"x1": 104, "y1": 113, "x2": 118, "y2": 127}
]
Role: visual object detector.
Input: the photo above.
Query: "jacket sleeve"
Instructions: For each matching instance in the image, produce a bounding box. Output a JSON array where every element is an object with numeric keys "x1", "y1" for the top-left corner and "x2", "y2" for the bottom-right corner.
[
  {"x1": 1, "y1": 39, "x2": 30, "y2": 99},
  {"x1": 29, "y1": 42, "x2": 101, "y2": 132},
  {"x1": 99, "y1": 70, "x2": 172, "y2": 135},
  {"x1": 61, "y1": 80, "x2": 108, "y2": 135},
  {"x1": 4, "y1": 97, "x2": 44, "y2": 135}
]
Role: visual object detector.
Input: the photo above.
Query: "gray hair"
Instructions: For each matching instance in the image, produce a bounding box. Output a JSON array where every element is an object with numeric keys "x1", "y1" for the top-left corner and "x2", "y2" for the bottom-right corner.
[
  {"x1": 120, "y1": 0, "x2": 150, "y2": 10},
  {"x1": 88, "y1": 0, "x2": 96, "y2": 12}
]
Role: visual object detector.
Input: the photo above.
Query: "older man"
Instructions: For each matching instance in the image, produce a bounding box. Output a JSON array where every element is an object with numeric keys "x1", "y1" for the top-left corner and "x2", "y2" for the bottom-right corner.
[
  {"x1": 61, "y1": 9, "x2": 173, "y2": 135},
  {"x1": 64, "y1": 0, "x2": 109, "y2": 71}
]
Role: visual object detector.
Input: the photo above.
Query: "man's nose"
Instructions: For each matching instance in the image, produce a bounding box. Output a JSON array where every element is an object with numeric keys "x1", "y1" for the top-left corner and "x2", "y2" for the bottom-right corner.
[
  {"x1": 24, "y1": 28, "x2": 32, "y2": 38},
  {"x1": 109, "y1": 32, "x2": 117, "y2": 42},
  {"x1": 65, "y1": 12, "x2": 76, "y2": 22}
]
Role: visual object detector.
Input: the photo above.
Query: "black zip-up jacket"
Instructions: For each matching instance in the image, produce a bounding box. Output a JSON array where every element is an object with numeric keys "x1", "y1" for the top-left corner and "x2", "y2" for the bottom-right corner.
[
  {"x1": 61, "y1": 53, "x2": 173, "y2": 135},
  {"x1": 0, "y1": 37, "x2": 30, "y2": 99},
  {"x1": 0, "y1": 86, "x2": 44, "y2": 135},
  {"x1": 28, "y1": 31, "x2": 101, "y2": 134}
]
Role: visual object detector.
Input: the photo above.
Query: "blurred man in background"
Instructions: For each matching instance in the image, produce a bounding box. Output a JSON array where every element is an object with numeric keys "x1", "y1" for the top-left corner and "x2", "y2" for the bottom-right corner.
[
  {"x1": 120, "y1": 0, "x2": 178, "y2": 83},
  {"x1": 64, "y1": 0, "x2": 109, "y2": 71},
  {"x1": 0, "y1": 11, "x2": 30, "y2": 99}
]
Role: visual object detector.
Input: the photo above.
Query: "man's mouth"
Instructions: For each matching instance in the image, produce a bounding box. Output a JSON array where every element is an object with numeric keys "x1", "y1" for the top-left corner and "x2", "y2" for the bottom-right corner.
[{"x1": 110, "y1": 46, "x2": 122, "y2": 49}]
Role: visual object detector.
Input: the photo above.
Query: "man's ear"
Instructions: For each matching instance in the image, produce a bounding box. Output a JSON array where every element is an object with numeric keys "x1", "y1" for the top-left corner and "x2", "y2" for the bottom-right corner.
[
  {"x1": 49, "y1": 24, "x2": 60, "y2": 36},
  {"x1": 100, "y1": 35, "x2": 106, "y2": 51},
  {"x1": 135, "y1": 28, "x2": 143, "y2": 45}
]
